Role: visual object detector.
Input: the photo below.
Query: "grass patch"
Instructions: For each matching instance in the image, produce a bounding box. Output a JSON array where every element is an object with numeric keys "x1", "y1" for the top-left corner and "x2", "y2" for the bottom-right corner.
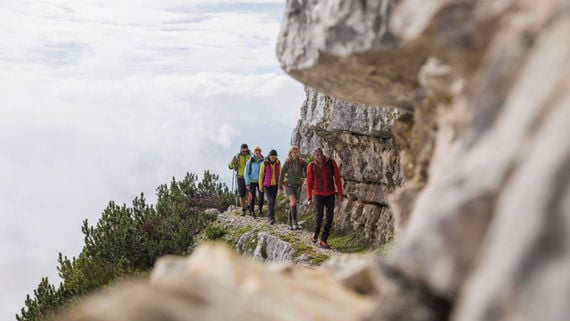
[
  {"x1": 204, "y1": 224, "x2": 227, "y2": 240},
  {"x1": 224, "y1": 225, "x2": 255, "y2": 248},
  {"x1": 327, "y1": 231, "x2": 371, "y2": 253},
  {"x1": 298, "y1": 210, "x2": 371, "y2": 254},
  {"x1": 294, "y1": 242, "x2": 329, "y2": 265}
]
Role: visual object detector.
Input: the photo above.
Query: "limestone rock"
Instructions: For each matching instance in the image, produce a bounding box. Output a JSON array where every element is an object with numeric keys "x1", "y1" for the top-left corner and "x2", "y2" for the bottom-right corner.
[
  {"x1": 237, "y1": 231, "x2": 296, "y2": 263},
  {"x1": 279, "y1": 0, "x2": 570, "y2": 321},
  {"x1": 292, "y1": 88, "x2": 401, "y2": 245},
  {"x1": 62, "y1": 244, "x2": 377, "y2": 321}
]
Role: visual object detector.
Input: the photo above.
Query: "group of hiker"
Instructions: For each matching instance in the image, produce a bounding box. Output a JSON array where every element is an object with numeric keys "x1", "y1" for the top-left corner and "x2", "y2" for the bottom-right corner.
[{"x1": 228, "y1": 143, "x2": 342, "y2": 249}]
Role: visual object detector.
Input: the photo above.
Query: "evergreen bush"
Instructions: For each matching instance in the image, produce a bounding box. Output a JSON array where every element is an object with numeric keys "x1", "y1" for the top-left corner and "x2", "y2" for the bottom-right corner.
[{"x1": 17, "y1": 171, "x2": 232, "y2": 321}]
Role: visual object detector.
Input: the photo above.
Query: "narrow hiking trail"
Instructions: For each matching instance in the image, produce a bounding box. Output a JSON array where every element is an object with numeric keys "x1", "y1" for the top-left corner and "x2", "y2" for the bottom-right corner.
[{"x1": 216, "y1": 205, "x2": 342, "y2": 259}]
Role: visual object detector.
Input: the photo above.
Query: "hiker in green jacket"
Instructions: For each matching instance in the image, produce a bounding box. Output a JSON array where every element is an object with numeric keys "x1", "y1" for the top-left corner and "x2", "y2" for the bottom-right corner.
[
  {"x1": 279, "y1": 146, "x2": 308, "y2": 230},
  {"x1": 229, "y1": 143, "x2": 251, "y2": 216}
]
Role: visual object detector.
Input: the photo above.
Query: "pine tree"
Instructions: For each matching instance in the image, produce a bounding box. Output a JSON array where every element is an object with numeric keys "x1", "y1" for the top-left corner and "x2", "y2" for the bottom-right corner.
[{"x1": 16, "y1": 170, "x2": 230, "y2": 321}]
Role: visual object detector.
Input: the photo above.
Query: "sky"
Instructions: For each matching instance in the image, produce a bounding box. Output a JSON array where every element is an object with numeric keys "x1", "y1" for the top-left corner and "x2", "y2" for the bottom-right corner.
[{"x1": 0, "y1": 1, "x2": 305, "y2": 319}]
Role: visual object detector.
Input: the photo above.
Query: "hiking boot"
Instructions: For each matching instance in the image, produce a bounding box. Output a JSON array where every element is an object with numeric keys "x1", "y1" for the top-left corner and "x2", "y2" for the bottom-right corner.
[
  {"x1": 311, "y1": 234, "x2": 318, "y2": 243},
  {"x1": 269, "y1": 218, "x2": 276, "y2": 225},
  {"x1": 319, "y1": 241, "x2": 331, "y2": 249},
  {"x1": 291, "y1": 206, "x2": 298, "y2": 228}
]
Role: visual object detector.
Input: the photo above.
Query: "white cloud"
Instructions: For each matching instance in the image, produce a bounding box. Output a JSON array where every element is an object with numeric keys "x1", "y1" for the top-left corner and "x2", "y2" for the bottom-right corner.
[{"x1": 0, "y1": 0, "x2": 305, "y2": 319}]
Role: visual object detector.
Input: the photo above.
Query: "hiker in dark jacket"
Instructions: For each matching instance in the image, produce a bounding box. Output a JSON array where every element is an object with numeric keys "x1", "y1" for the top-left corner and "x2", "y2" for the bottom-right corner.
[
  {"x1": 228, "y1": 143, "x2": 251, "y2": 216},
  {"x1": 306, "y1": 147, "x2": 342, "y2": 249},
  {"x1": 244, "y1": 146, "x2": 264, "y2": 218},
  {"x1": 258, "y1": 149, "x2": 280, "y2": 225},
  {"x1": 278, "y1": 146, "x2": 307, "y2": 230}
]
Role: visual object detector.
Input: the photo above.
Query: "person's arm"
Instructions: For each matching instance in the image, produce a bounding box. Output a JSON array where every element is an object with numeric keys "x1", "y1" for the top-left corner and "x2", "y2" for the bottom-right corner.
[
  {"x1": 238, "y1": 155, "x2": 248, "y2": 177},
  {"x1": 276, "y1": 162, "x2": 281, "y2": 189},
  {"x1": 258, "y1": 162, "x2": 265, "y2": 192},
  {"x1": 332, "y1": 160, "x2": 343, "y2": 198},
  {"x1": 278, "y1": 161, "x2": 287, "y2": 190},
  {"x1": 228, "y1": 155, "x2": 237, "y2": 170},
  {"x1": 306, "y1": 163, "x2": 313, "y2": 204},
  {"x1": 244, "y1": 160, "x2": 251, "y2": 186}
]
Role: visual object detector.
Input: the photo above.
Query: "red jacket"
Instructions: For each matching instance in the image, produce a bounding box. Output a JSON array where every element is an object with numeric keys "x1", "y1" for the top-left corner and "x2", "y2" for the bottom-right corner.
[{"x1": 306, "y1": 158, "x2": 342, "y2": 199}]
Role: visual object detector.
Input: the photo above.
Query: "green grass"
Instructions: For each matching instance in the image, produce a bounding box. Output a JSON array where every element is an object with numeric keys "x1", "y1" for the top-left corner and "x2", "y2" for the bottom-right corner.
[
  {"x1": 295, "y1": 204, "x2": 372, "y2": 254},
  {"x1": 207, "y1": 194, "x2": 382, "y2": 265},
  {"x1": 204, "y1": 224, "x2": 227, "y2": 240},
  {"x1": 326, "y1": 232, "x2": 370, "y2": 253}
]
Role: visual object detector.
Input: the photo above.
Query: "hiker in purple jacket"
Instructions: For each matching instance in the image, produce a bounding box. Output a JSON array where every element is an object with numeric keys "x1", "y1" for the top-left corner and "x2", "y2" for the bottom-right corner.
[{"x1": 258, "y1": 149, "x2": 281, "y2": 225}]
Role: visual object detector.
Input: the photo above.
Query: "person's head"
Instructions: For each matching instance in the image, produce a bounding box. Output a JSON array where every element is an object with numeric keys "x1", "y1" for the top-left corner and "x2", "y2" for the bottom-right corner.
[
  {"x1": 254, "y1": 146, "x2": 262, "y2": 157},
  {"x1": 268, "y1": 149, "x2": 278, "y2": 162},
  {"x1": 312, "y1": 147, "x2": 324, "y2": 163},
  {"x1": 240, "y1": 143, "x2": 249, "y2": 154},
  {"x1": 288, "y1": 146, "x2": 300, "y2": 160}
]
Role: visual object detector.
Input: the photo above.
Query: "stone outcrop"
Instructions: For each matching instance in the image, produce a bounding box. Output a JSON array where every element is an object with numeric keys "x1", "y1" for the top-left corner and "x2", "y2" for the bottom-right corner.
[
  {"x1": 278, "y1": 0, "x2": 570, "y2": 321},
  {"x1": 61, "y1": 244, "x2": 378, "y2": 321},
  {"x1": 237, "y1": 231, "x2": 296, "y2": 262},
  {"x1": 292, "y1": 88, "x2": 402, "y2": 244},
  {"x1": 57, "y1": 1, "x2": 569, "y2": 321}
]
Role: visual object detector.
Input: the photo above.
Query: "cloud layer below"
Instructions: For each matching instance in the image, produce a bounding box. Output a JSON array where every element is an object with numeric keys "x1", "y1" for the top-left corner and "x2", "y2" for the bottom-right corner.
[{"x1": 0, "y1": 1, "x2": 304, "y2": 318}]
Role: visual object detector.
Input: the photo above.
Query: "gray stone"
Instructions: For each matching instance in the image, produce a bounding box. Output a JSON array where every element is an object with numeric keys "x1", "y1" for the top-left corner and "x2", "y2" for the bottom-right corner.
[{"x1": 292, "y1": 88, "x2": 401, "y2": 245}]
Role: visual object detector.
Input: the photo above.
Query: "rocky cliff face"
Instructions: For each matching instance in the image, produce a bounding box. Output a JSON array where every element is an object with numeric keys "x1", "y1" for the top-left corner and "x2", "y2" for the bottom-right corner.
[
  {"x1": 278, "y1": 0, "x2": 570, "y2": 320},
  {"x1": 59, "y1": 1, "x2": 569, "y2": 321},
  {"x1": 292, "y1": 87, "x2": 402, "y2": 244}
]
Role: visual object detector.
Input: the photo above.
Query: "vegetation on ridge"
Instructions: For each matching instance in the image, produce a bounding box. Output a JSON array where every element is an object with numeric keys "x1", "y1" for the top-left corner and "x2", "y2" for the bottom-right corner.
[
  {"x1": 18, "y1": 170, "x2": 382, "y2": 321},
  {"x1": 17, "y1": 171, "x2": 233, "y2": 321}
]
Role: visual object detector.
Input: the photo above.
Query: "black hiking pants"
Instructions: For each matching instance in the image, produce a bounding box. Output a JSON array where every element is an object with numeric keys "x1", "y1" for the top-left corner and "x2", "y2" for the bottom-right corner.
[
  {"x1": 264, "y1": 185, "x2": 278, "y2": 221},
  {"x1": 249, "y1": 182, "x2": 264, "y2": 212},
  {"x1": 314, "y1": 194, "x2": 335, "y2": 242}
]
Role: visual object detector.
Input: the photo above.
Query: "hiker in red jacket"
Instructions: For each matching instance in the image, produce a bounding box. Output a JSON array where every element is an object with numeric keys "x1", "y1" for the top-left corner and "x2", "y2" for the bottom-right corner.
[{"x1": 306, "y1": 148, "x2": 342, "y2": 249}]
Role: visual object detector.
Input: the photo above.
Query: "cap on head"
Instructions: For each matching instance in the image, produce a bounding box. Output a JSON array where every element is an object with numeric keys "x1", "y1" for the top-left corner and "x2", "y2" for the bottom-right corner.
[
  {"x1": 240, "y1": 143, "x2": 249, "y2": 149},
  {"x1": 269, "y1": 149, "x2": 278, "y2": 156}
]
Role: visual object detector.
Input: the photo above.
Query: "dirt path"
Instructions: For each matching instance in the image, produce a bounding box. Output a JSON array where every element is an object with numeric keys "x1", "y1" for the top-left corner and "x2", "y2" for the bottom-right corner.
[{"x1": 217, "y1": 205, "x2": 342, "y2": 258}]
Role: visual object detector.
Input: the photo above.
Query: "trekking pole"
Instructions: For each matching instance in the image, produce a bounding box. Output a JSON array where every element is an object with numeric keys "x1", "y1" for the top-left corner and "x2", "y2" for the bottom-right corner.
[{"x1": 233, "y1": 171, "x2": 238, "y2": 207}]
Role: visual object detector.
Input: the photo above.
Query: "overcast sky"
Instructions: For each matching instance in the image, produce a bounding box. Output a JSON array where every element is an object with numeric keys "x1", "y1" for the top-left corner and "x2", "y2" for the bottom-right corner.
[{"x1": 0, "y1": 1, "x2": 304, "y2": 319}]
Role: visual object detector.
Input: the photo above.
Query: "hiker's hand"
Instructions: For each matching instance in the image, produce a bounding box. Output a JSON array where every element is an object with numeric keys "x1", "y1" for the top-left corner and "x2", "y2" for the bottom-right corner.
[
  {"x1": 246, "y1": 185, "x2": 250, "y2": 190},
  {"x1": 307, "y1": 199, "x2": 312, "y2": 206}
]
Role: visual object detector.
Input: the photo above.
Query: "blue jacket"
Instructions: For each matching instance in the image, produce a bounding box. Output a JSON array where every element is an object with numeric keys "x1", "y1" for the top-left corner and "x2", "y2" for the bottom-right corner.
[{"x1": 244, "y1": 155, "x2": 264, "y2": 185}]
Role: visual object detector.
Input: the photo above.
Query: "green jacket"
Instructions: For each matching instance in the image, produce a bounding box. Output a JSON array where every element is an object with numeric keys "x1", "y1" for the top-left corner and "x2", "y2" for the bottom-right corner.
[
  {"x1": 229, "y1": 153, "x2": 251, "y2": 178},
  {"x1": 278, "y1": 157, "x2": 307, "y2": 189}
]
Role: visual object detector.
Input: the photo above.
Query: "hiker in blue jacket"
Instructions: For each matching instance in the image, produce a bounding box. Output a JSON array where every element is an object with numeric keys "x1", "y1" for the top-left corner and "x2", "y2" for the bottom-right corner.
[{"x1": 244, "y1": 146, "x2": 265, "y2": 218}]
